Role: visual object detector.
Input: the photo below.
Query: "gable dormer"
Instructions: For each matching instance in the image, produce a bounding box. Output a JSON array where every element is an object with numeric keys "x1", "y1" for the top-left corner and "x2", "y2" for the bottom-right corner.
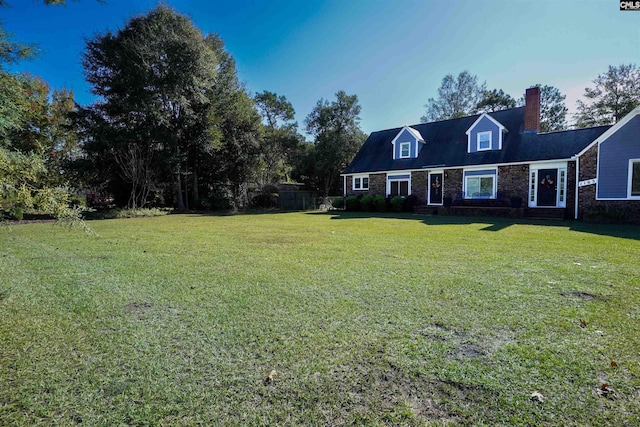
[
  {"x1": 465, "y1": 113, "x2": 507, "y2": 153},
  {"x1": 391, "y1": 126, "x2": 425, "y2": 160}
]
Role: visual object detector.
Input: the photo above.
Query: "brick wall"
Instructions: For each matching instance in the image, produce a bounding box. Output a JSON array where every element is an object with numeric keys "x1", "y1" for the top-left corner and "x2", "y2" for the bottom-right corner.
[
  {"x1": 345, "y1": 173, "x2": 386, "y2": 196},
  {"x1": 411, "y1": 171, "x2": 428, "y2": 204},
  {"x1": 497, "y1": 165, "x2": 529, "y2": 200},
  {"x1": 444, "y1": 169, "x2": 463, "y2": 201},
  {"x1": 578, "y1": 144, "x2": 640, "y2": 222}
]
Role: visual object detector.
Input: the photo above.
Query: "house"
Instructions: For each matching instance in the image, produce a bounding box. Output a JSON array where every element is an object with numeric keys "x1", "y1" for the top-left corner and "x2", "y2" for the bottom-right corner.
[{"x1": 342, "y1": 87, "x2": 640, "y2": 222}]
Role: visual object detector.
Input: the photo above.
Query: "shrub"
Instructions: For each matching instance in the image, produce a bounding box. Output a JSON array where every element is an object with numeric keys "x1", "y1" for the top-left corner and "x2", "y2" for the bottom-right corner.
[
  {"x1": 11, "y1": 207, "x2": 23, "y2": 221},
  {"x1": 331, "y1": 197, "x2": 344, "y2": 209},
  {"x1": 261, "y1": 184, "x2": 279, "y2": 194},
  {"x1": 510, "y1": 196, "x2": 523, "y2": 208},
  {"x1": 360, "y1": 194, "x2": 374, "y2": 211},
  {"x1": 251, "y1": 192, "x2": 277, "y2": 208},
  {"x1": 345, "y1": 195, "x2": 359, "y2": 211},
  {"x1": 202, "y1": 188, "x2": 232, "y2": 211},
  {"x1": 373, "y1": 195, "x2": 387, "y2": 212},
  {"x1": 390, "y1": 195, "x2": 404, "y2": 212},
  {"x1": 403, "y1": 194, "x2": 419, "y2": 212}
]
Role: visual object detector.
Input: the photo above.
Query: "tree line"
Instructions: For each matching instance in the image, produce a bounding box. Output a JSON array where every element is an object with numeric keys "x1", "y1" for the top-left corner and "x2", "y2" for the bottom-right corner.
[
  {"x1": 1, "y1": 1, "x2": 639, "y2": 220},
  {"x1": 421, "y1": 66, "x2": 640, "y2": 131}
]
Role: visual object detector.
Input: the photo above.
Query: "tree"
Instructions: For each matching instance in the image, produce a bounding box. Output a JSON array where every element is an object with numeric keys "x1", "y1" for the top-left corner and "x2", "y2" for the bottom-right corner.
[
  {"x1": 476, "y1": 88, "x2": 516, "y2": 113},
  {"x1": 575, "y1": 64, "x2": 640, "y2": 127},
  {"x1": 0, "y1": 0, "x2": 86, "y2": 226},
  {"x1": 81, "y1": 5, "x2": 217, "y2": 209},
  {"x1": 305, "y1": 91, "x2": 367, "y2": 196},
  {"x1": 254, "y1": 90, "x2": 302, "y2": 185},
  {"x1": 421, "y1": 71, "x2": 486, "y2": 122},
  {"x1": 205, "y1": 34, "x2": 261, "y2": 209},
  {"x1": 538, "y1": 84, "x2": 568, "y2": 132}
]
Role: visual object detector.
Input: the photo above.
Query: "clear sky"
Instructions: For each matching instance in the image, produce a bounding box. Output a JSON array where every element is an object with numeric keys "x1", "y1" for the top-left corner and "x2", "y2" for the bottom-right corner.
[{"x1": 3, "y1": 0, "x2": 639, "y2": 135}]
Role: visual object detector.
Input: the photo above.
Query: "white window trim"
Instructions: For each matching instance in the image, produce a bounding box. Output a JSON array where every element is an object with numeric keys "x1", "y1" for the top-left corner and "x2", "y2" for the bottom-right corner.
[
  {"x1": 428, "y1": 170, "x2": 444, "y2": 206},
  {"x1": 399, "y1": 142, "x2": 411, "y2": 159},
  {"x1": 464, "y1": 174, "x2": 497, "y2": 199},
  {"x1": 627, "y1": 158, "x2": 640, "y2": 199},
  {"x1": 386, "y1": 175, "x2": 411, "y2": 197},
  {"x1": 477, "y1": 131, "x2": 492, "y2": 151},
  {"x1": 352, "y1": 174, "x2": 369, "y2": 191}
]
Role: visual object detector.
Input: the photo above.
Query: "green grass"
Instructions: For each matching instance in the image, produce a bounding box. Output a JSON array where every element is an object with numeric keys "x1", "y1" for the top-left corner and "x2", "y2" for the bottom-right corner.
[{"x1": 1, "y1": 212, "x2": 639, "y2": 426}]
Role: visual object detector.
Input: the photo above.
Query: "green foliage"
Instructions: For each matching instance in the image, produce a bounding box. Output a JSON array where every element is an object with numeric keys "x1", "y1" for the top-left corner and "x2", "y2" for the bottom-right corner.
[
  {"x1": 520, "y1": 84, "x2": 569, "y2": 132},
  {"x1": 575, "y1": 63, "x2": 640, "y2": 127},
  {"x1": 421, "y1": 71, "x2": 486, "y2": 122},
  {"x1": 373, "y1": 194, "x2": 387, "y2": 212},
  {"x1": 402, "y1": 194, "x2": 419, "y2": 212},
  {"x1": 476, "y1": 88, "x2": 516, "y2": 113},
  {"x1": 81, "y1": 5, "x2": 219, "y2": 210},
  {"x1": 359, "y1": 194, "x2": 373, "y2": 211},
  {"x1": 251, "y1": 192, "x2": 277, "y2": 208},
  {"x1": 389, "y1": 195, "x2": 404, "y2": 212},
  {"x1": 345, "y1": 195, "x2": 359, "y2": 211},
  {"x1": 305, "y1": 91, "x2": 367, "y2": 196},
  {"x1": 254, "y1": 91, "x2": 303, "y2": 186},
  {"x1": 331, "y1": 197, "x2": 344, "y2": 209}
]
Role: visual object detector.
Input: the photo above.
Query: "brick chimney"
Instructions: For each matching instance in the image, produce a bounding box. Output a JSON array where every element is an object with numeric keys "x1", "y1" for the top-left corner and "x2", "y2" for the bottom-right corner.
[{"x1": 524, "y1": 86, "x2": 540, "y2": 133}]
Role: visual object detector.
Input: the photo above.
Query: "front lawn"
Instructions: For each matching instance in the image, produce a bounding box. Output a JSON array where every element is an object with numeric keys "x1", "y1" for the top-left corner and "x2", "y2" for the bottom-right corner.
[{"x1": 1, "y1": 212, "x2": 639, "y2": 426}]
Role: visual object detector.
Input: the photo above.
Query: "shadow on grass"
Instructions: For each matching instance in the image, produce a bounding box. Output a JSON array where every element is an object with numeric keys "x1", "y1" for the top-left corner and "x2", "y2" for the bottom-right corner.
[{"x1": 309, "y1": 210, "x2": 640, "y2": 240}]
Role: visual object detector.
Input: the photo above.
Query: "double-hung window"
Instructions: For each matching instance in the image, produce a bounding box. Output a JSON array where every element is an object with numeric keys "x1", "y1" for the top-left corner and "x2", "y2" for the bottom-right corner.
[
  {"x1": 399, "y1": 142, "x2": 411, "y2": 158},
  {"x1": 477, "y1": 131, "x2": 491, "y2": 151},
  {"x1": 353, "y1": 175, "x2": 369, "y2": 190}
]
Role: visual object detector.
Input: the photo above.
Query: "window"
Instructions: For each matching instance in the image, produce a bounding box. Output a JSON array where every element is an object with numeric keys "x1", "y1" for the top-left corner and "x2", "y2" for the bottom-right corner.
[
  {"x1": 399, "y1": 142, "x2": 411, "y2": 158},
  {"x1": 390, "y1": 180, "x2": 410, "y2": 197},
  {"x1": 477, "y1": 131, "x2": 492, "y2": 151},
  {"x1": 353, "y1": 175, "x2": 369, "y2": 190},
  {"x1": 630, "y1": 160, "x2": 640, "y2": 197},
  {"x1": 465, "y1": 175, "x2": 495, "y2": 198}
]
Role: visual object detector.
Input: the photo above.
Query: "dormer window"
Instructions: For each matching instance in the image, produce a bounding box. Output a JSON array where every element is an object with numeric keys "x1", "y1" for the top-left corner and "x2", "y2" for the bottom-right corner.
[
  {"x1": 465, "y1": 113, "x2": 507, "y2": 153},
  {"x1": 477, "y1": 131, "x2": 492, "y2": 151},
  {"x1": 399, "y1": 142, "x2": 411, "y2": 158},
  {"x1": 391, "y1": 126, "x2": 425, "y2": 160}
]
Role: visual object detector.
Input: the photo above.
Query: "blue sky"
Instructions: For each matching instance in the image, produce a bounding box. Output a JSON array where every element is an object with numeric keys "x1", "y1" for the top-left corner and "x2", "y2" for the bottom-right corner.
[{"x1": 4, "y1": 0, "x2": 639, "y2": 135}]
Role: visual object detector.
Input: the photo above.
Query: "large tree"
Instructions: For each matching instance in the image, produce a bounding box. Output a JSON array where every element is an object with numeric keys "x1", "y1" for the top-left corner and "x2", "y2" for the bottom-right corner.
[
  {"x1": 205, "y1": 34, "x2": 261, "y2": 209},
  {"x1": 254, "y1": 90, "x2": 302, "y2": 185},
  {"x1": 0, "y1": 0, "x2": 86, "y2": 225},
  {"x1": 476, "y1": 88, "x2": 516, "y2": 113},
  {"x1": 421, "y1": 71, "x2": 486, "y2": 122},
  {"x1": 305, "y1": 91, "x2": 366, "y2": 196},
  {"x1": 520, "y1": 84, "x2": 569, "y2": 132},
  {"x1": 575, "y1": 64, "x2": 640, "y2": 127},
  {"x1": 81, "y1": 5, "x2": 217, "y2": 209}
]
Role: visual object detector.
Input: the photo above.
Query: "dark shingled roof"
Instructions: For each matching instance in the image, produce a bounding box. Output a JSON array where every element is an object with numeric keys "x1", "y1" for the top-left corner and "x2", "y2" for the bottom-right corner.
[{"x1": 343, "y1": 107, "x2": 611, "y2": 174}]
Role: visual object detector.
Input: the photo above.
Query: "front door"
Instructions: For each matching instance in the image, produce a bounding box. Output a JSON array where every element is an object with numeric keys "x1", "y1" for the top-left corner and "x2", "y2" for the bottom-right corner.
[
  {"x1": 537, "y1": 168, "x2": 558, "y2": 207},
  {"x1": 429, "y1": 173, "x2": 443, "y2": 205}
]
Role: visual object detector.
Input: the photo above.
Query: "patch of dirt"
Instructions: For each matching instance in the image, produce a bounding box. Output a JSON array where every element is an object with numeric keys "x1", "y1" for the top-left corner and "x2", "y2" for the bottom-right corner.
[
  {"x1": 123, "y1": 302, "x2": 153, "y2": 312},
  {"x1": 561, "y1": 291, "x2": 605, "y2": 301}
]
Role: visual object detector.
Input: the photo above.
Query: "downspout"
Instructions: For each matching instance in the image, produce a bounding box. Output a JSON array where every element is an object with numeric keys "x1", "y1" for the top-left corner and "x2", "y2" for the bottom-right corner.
[
  {"x1": 574, "y1": 156, "x2": 580, "y2": 220},
  {"x1": 343, "y1": 175, "x2": 347, "y2": 203}
]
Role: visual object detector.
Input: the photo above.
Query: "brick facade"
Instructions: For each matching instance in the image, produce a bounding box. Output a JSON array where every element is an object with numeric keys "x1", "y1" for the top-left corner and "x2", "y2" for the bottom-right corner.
[
  {"x1": 411, "y1": 171, "x2": 428, "y2": 204},
  {"x1": 497, "y1": 165, "x2": 529, "y2": 201},
  {"x1": 344, "y1": 173, "x2": 386, "y2": 197},
  {"x1": 443, "y1": 169, "x2": 463, "y2": 201},
  {"x1": 577, "y1": 144, "x2": 640, "y2": 222}
]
